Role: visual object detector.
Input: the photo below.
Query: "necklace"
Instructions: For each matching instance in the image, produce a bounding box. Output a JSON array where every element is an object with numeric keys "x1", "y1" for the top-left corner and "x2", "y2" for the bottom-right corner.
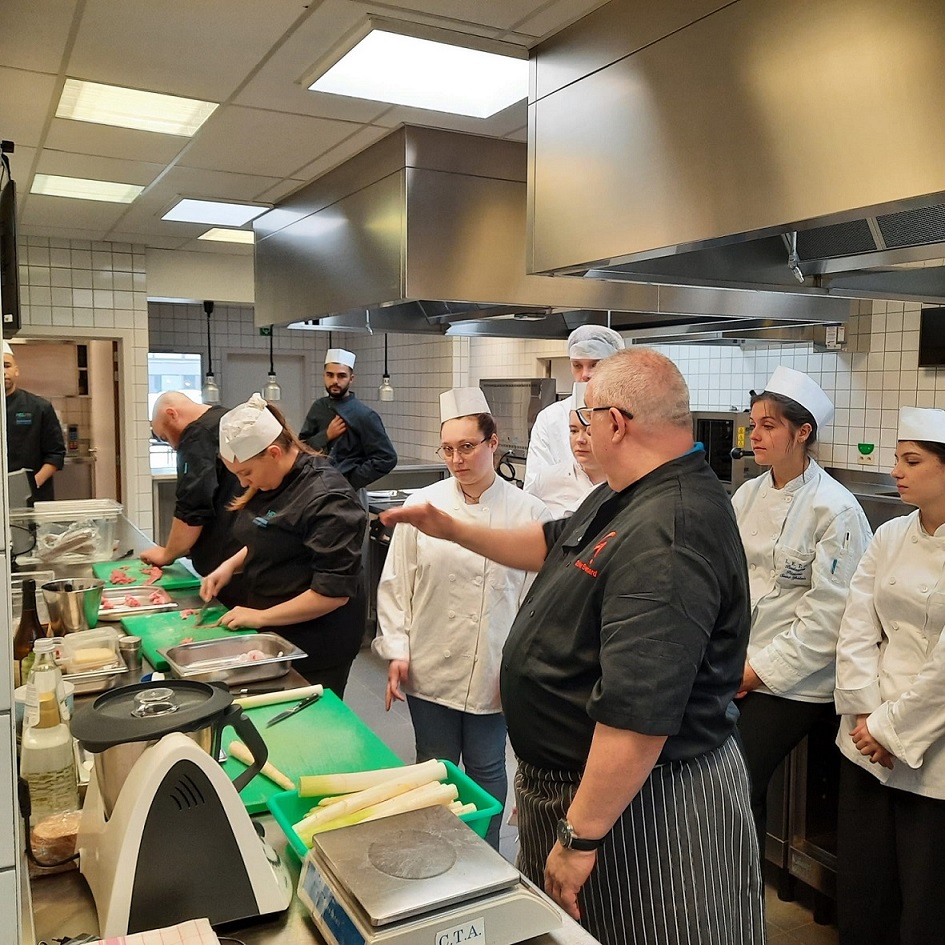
[{"x1": 459, "y1": 485, "x2": 482, "y2": 504}]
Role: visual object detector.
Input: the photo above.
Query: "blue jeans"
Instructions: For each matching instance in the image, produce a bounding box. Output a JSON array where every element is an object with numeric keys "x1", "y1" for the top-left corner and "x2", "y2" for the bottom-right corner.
[{"x1": 405, "y1": 695, "x2": 507, "y2": 850}]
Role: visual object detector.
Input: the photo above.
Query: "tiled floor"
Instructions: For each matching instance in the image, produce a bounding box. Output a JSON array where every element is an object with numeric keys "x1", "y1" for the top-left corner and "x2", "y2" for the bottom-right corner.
[{"x1": 346, "y1": 645, "x2": 839, "y2": 944}]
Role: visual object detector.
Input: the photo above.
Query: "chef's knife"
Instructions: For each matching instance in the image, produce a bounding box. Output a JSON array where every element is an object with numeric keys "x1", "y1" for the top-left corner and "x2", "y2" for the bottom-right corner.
[
  {"x1": 265, "y1": 692, "x2": 323, "y2": 727},
  {"x1": 193, "y1": 598, "x2": 214, "y2": 627}
]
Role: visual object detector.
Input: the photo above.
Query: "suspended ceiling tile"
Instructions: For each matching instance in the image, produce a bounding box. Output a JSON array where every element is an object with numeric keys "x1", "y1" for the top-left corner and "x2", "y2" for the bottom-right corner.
[
  {"x1": 21, "y1": 193, "x2": 134, "y2": 230},
  {"x1": 345, "y1": 0, "x2": 553, "y2": 32},
  {"x1": 370, "y1": 99, "x2": 529, "y2": 136},
  {"x1": 44, "y1": 118, "x2": 191, "y2": 166},
  {"x1": 176, "y1": 237, "x2": 255, "y2": 255},
  {"x1": 35, "y1": 150, "x2": 165, "y2": 186},
  {"x1": 67, "y1": 0, "x2": 311, "y2": 102},
  {"x1": 104, "y1": 231, "x2": 191, "y2": 250},
  {"x1": 0, "y1": 68, "x2": 60, "y2": 150},
  {"x1": 4, "y1": 148, "x2": 39, "y2": 205},
  {"x1": 252, "y1": 178, "x2": 311, "y2": 205},
  {"x1": 176, "y1": 105, "x2": 357, "y2": 177},
  {"x1": 151, "y1": 164, "x2": 287, "y2": 202},
  {"x1": 0, "y1": 0, "x2": 77, "y2": 73},
  {"x1": 510, "y1": 0, "x2": 611, "y2": 42},
  {"x1": 18, "y1": 223, "x2": 114, "y2": 242},
  {"x1": 289, "y1": 123, "x2": 390, "y2": 186}
]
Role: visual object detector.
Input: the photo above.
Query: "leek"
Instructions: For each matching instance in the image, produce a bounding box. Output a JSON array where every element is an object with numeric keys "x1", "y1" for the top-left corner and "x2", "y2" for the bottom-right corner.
[{"x1": 299, "y1": 758, "x2": 441, "y2": 797}]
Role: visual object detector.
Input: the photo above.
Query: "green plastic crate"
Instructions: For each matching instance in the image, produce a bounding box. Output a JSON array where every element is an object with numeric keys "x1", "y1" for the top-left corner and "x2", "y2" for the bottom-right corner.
[{"x1": 267, "y1": 759, "x2": 502, "y2": 859}]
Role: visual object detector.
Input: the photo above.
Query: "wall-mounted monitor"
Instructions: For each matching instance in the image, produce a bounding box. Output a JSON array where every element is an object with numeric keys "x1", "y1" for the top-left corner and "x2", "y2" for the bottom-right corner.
[
  {"x1": 918, "y1": 307, "x2": 945, "y2": 368},
  {"x1": 0, "y1": 177, "x2": 20, "y2": 334}
]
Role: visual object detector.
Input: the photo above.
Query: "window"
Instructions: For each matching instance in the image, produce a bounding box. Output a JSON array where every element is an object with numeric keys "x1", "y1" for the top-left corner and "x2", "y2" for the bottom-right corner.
[{"x1": 148, "y1": 353, "x2": 203, "y2": 472}]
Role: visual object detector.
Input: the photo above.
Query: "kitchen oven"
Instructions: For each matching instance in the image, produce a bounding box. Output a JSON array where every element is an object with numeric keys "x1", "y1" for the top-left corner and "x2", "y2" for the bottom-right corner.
[{"x1": 691, "y1": 410, "x2": 761, "y2": 494}]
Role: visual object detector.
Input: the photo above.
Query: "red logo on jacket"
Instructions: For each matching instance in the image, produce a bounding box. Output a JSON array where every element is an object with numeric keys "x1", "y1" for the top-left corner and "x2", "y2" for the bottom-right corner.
[{"x1": 575, "y1": 531, "x2": 617, "y2": 578}]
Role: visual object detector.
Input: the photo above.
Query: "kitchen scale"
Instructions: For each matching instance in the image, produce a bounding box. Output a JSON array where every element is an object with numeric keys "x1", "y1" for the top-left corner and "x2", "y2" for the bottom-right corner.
[{"x1": 297, "y1": 804, "x2": 561, "y2": 945}]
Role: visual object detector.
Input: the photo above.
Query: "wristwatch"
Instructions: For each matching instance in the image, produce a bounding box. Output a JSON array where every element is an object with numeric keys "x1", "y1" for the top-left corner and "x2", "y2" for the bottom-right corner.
[{"x1": 556, "y1": 818, "x2": 604, "y2": 852}]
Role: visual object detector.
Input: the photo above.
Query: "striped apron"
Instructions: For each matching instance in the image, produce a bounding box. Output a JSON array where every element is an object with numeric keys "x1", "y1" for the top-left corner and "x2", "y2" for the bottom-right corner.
[{"x1": 515, "y1": 735, "x2": 765, "y2": 945}]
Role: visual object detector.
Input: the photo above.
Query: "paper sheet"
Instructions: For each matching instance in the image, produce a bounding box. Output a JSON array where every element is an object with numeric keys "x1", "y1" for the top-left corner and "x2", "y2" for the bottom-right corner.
[{"x1": 98, "y1": 917, "x2": 218, "y2": 945}]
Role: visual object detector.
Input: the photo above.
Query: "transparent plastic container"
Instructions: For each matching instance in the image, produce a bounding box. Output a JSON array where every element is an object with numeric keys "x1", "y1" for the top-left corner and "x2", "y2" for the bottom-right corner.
[
  {"x1": 57, "y1": 626, "x2": 121, "y2": 675},
  {"x1": 10, "y1": 499, "x2": 122, "y2": 564}
]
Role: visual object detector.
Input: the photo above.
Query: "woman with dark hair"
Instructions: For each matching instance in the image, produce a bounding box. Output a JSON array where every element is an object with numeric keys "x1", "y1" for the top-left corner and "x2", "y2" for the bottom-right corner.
[
  {"x1": 834, "y1": 406, "x2": 945, "y2": 944},
  {"x1": 731, "y1": 367, "x2": 872, "y2": 849},
  {"x1": 373, "y1": 387, "x2": 549, "y2": 849},
  {"x1": 201, "y1": 394, "x2": 366, "y2": 696}
]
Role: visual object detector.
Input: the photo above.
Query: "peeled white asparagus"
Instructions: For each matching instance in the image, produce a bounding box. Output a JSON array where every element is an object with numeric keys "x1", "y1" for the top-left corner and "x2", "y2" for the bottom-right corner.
[
  {"x1": 234, "y1": 684, "x2": 323, "y2": 709},
  {"x1": 227, "y1": 740, "x2": 295, "y2": 791},
  {"x1": 293, "y1": 760, "x2": 447, "y2": 834},
  {"x1": 299, "y1": 758, "x2": 440, "y2": 798}
]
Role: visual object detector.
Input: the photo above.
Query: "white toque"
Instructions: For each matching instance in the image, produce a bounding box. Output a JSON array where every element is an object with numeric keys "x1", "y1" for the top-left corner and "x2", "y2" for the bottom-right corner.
[{"x1": 219, "y1": 393, "x2": 283, "y2": 462}]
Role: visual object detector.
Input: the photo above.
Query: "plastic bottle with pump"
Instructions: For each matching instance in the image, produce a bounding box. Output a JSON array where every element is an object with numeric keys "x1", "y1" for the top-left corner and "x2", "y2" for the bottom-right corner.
[
  {"x1": 19, "y1": 691, "x2": 79, "y2": 826},
  {"x1": 23, "y1": 637, "x2": 71, "y2": 729},
  {"x1": 13, "y1": 578, "x2": 46, "y2": 688}
]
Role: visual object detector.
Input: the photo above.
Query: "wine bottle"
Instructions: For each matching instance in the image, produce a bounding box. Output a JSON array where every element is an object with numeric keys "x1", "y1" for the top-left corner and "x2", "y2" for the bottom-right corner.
[{"x1": 13, "y1": 579, "x2": 44, "y2": 688}]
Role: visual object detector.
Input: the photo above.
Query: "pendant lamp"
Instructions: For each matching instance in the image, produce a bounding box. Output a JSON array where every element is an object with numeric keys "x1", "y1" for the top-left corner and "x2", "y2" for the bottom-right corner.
[
  {"x1": 262, "y1": 325, "x2": 282, "y2": 401},
  {"x1": 202, "y1": 300, "x2": 220, "y2": 404},
  {"x1": 378, "y1": 334, "x2": 394, "y2": 402}
]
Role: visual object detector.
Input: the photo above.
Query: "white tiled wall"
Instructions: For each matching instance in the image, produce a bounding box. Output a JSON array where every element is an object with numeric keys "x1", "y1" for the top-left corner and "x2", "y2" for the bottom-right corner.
[{"x1": 17, "y1": 237, "x2": 153, "y2": 532}]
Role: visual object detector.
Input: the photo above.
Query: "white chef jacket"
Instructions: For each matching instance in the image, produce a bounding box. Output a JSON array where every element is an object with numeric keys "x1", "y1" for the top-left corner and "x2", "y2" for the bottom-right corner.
[
  {"x1": 731, "y1": 459, "x2": 872, "y2": 702},
  {"x1": 373, "y1": 476, "x2": 550, "y2": 714},
  {"x1": 524, "y1": 459, "x2": 603, "y2": 517},
  {"x1": 523, "y1": 396, "x2": 574, "y2": 490},
  {"x1": 835, "y1": 510, "x2": 945, "y2": 799}
]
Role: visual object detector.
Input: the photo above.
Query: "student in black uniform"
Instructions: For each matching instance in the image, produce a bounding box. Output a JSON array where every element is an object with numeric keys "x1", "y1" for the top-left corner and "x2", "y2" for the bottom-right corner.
[
  {"x1": 3, "y1": 341, "x2": 65, "y2": 501},
  {"x1": 203, "y1": 394, "x2": 367, "y2": 697},
  {"x1": 143, "y1": 391, "x2": 245, "y2": 606}
]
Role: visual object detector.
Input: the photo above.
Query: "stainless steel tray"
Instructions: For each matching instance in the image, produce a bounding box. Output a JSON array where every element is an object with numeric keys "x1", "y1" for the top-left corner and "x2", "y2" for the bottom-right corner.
[
  {"x1": 99, "y1": 585, "x2": 177, "y2": 621},
  {"x1": 62, "y1": 658, "x2": 128, "y2": 694},
  {"x1": 159, "y1": 632, "x2": 306, "y2": 683}
]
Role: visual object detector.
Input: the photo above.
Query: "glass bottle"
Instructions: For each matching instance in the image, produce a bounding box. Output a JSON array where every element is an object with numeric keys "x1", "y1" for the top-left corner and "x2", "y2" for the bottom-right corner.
[
  {"x1": 13, "y1": 579, "x2": 45, "y2": 688},
  {"x1": 24, "y1": 637, "x2": 70, "y2": 728},
  {"x1": 19, "y1": 691, "x2": 79, "y2": 825}
]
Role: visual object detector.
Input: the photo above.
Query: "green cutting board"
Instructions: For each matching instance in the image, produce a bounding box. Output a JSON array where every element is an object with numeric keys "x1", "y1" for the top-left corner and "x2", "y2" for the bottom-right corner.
[
  {"x1": 222, "y1": 690, "x2": 402, "y2": 815},
  {"x1": 92, "y1": 559, "x2": 202, "y2": 591},
  {"x1": 119, "y1": 606, "x2": 253, "y2": 671}
]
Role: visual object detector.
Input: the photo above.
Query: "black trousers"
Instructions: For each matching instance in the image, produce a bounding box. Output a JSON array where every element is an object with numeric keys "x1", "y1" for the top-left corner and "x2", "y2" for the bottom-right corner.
[
  {"x1": 837, "y1": 757, "x2": 945, "y2": 945},
  {"x1": 736, "y1": 691, "x2": 836, "y2": 850}
]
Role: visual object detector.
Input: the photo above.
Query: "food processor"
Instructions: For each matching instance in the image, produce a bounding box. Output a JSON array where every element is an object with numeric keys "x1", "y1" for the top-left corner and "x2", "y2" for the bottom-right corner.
[{"x1": 71, "y1": 680, "x2": 292, "y2": 936}]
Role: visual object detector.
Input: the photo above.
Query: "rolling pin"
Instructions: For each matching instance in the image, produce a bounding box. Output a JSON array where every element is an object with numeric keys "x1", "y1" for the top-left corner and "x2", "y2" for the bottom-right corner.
[
  {"x1": 227, "y1": 740, "x2": 296, "y2": 792},
  {"x1": 233, "y1": 684, "x2": 323, "y2": 709}
]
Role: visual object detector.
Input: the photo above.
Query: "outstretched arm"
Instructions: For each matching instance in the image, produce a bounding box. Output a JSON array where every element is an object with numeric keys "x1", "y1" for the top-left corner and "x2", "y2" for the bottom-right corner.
[{"x1": 379, "y1": 503, "x2": 549, "y2": 572}]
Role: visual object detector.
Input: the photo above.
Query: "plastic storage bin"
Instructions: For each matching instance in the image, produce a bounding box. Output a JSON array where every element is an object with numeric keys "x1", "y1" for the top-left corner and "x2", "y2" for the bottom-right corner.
[
  {"x1": 57, "y1": 627, "x2": 122, "y2": 674},
  {"x1": 267, "y1": 758, "x2": 502, "y2": 859},
  {"x1": 10, "y1": 499, "x2": 122, "y2": 564}
]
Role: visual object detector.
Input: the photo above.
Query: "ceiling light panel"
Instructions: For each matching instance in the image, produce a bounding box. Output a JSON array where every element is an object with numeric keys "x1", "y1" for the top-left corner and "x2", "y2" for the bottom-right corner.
[
  {"x1": 198, "y1": 227, "x2": 255, "y2": 244},
  {"x1": 31, "y1": 174, "x2": 143, "y2": 203},
  {"x1": 309, "y1": 30, "x2": 528, "y2": 119},
  {"x1": 162, "y1": 199, "x2": 269, "y2": 226},
  {"x1": 57, "y1": 79, "x2": 218, "y2": 136}
]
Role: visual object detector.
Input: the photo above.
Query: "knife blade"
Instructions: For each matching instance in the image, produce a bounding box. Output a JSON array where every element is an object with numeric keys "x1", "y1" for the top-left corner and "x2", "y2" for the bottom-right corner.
[
  {"x1": 193, "y1": 598, "x2": 214, "y2": 627},
  {"x1": 265, "y1": 692, "x2": 323, "y2": 727}
]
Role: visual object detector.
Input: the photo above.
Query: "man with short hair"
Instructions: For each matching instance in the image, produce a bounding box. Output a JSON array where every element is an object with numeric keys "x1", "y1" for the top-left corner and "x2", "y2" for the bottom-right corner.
[
  {"x1": 299, "y1": 348, "x2": 397, "y2": 490},
  {"x1": 142, "y1": 391, "x2": 244, "y2": 603},
  {"x1": 523, "y1": 324, "x2": 624, "y2": 490},
  {"x1": 3, "y1": 341, "x2": 66, "y2": 501},
  {"x1": 382, "y1": 348, "x2": 763, "y2": 945}
]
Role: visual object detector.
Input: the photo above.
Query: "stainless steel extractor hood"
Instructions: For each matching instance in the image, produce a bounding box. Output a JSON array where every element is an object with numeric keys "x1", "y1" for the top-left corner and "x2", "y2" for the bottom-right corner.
[
  {"x1": 526, "y1": 0, "x2": 945, "y2": 307},
  {"x1": 253, "y1": 125, "x2": 852, "y2": 340}
]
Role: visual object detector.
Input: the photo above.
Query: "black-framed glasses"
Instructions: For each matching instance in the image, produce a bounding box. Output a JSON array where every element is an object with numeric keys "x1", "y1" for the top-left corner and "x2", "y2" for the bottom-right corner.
[
  {"x1": 575, "y1": 405, "x2": 634, "y2": 428},
  {"x1": 435, "y1": 439, "x2": 487, "y2": 460}
]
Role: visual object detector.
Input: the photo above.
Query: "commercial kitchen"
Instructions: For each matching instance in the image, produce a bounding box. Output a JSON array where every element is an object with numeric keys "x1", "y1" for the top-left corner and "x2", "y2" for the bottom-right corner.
[{"x1": 2, "y1": 0, "x2": 945, "y2": 942}]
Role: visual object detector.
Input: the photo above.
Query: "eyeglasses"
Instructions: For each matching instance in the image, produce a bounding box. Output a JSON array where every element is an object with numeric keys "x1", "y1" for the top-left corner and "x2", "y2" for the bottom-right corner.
[
  {"x1": 435, "y1": 439, "x2": 487, "y2": 460},
  {"x1": 575, "y1": 405, "x2": 634, "y2": 428}
]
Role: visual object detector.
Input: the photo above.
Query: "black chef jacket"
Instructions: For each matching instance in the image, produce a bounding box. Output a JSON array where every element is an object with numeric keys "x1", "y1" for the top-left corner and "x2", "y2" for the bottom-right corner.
[
  {"x1": 173, "y1": 406, "x2": 243, "y2": 576},
  {"x1": 299, "y1": 392, "x2": 397, "y2": 490},
  {"x1": 5, "y1": 388, "x2": 66, "y2": 501},
  {"x1": 500, "y1": 447, "x2": 750, "y2": 771},
  {"x1": 235, "y1": 452, "x2": 367, "y2": 671}
]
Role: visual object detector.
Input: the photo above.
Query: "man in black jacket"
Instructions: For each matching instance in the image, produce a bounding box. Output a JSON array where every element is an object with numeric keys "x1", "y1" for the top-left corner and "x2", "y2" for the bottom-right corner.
[{"x1": 3, "y1": 341, "x2": 65, "y2": 501}]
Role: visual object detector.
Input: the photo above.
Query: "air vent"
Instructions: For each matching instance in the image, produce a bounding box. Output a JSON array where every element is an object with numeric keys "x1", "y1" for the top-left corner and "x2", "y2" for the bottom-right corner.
[
  {"x1": 797, "y1": 219, "x2": 876, "y2": 260},
  {"x1": 170, "y1": 773, "x2": 207, "y2": 810},
  {"x1": 877, "y1": 204, "x2": 945, "y2": 249}
]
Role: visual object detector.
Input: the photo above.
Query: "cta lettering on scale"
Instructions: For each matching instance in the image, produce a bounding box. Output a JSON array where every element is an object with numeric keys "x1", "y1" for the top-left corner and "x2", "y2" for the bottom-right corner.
[{"x1": 436, "y1": 917, "x2": 485, "y2": 945}]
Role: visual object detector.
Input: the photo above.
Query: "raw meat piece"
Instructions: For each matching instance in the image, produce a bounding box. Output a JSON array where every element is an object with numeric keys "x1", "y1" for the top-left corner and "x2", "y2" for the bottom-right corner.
[
  {"x1": 109, "y1": 569, "x2": 135, "y2": 585},
  {"x1": 123, "y1": 595, "x2": 141, "y2": 608},
  {"x1": 143, "y1": 566, "x2": 163, "y2": 585},
  {"x1": 100, "y1": 598, "x2": 114, "y2": 610}
]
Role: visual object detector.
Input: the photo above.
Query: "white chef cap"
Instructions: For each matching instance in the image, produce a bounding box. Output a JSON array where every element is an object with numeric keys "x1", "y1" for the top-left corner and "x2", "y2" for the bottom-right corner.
[
  {"x1": 763, "y1": 366, "x2": 834, "y2": 429},
  {"x1": 567, "y1": 325, "x2": 625, "y2": 361},
  {"x1": 325, "y1": 348, "x2": 356, "y2": 369},
  {"x1": 572, "y1": 382, "x2": 588, "y2": 410},
  {"x1": 219, "y1": 393, "x2": 284, "y2": 462},
  {"x1": 440, "y1": 387, "x2": 491, "y2": 423},
  {"x1": 898, "y1": 406, "x2": 945, "y2": 444},
  {"x1": 2, "y1": 341, "x2": 12, "y2": 357}
]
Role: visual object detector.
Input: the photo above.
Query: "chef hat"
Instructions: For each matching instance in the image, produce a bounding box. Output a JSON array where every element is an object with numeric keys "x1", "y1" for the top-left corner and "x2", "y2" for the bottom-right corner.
[
  {"x1": 440, "y1": 387, "x2": 491, "y2": 423},
  {"x1": 572, "y1": 382, "x2": 588, "y2": 410},
  {"x1": 763, "y1": 366, "x2": 834, "y2": 429},
  {"x1": 325, "y1": 348, "x2": 356, "y2": 369},
  {"x1": 567, "y1": 325, "x2": 625, "y2": 361},
  {"x1": 2, "y1": 341, "x2": 12, "y2": 357},
  {"x1": 898, "y1": 406, "x2": 945, "y2": 444},
  {"x1": 219, "y1": 393, "x2": 284, "y2": 462}
]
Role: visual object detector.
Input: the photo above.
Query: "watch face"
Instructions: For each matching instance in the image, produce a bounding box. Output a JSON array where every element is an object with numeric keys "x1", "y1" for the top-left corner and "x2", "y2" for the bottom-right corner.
[{"x1": 556, "y1": 818, "x2": 572, "y2": 848}]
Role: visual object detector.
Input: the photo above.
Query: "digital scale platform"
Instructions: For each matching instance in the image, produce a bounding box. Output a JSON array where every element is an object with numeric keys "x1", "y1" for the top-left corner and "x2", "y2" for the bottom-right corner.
[{"x1": 297, "y1": 805, "x2": 561, "y2": 945}]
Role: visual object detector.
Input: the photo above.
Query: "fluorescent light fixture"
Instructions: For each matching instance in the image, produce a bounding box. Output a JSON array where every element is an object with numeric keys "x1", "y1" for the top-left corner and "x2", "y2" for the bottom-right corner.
[
  {"x1": 197, "y1": 227, "x2": 255, "y2": 244},
  {"x1": 31, "y1": 173, "x2": 143, "y2": 203},
  {"x1": 309, "y1": 28, "x2": 528, "y2": 118},
  {"x1": 57, "y1": 78, "x2": 218, "y2": 136},
  {"x1": 162, "y1": 198, "x2": 269, "y2": 226}
]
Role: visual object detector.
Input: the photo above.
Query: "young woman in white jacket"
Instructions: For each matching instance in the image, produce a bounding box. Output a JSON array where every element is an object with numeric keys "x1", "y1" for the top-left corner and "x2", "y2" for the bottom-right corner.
[
  {"x1": 834, "y1": 405, "x2": 945, "y2": 944},
  {"x1": 731, "y1": 367, "x2": 872, "y2": 849},
  {"x1": 373, "y1": 388, "x2": 550, "y2": 849}
]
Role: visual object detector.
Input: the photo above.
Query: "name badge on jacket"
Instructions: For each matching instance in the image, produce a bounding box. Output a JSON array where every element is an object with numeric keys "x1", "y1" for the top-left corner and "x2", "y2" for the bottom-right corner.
[{"x1": 14, "y1": 411, "x2": 33, "y2": 426}]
